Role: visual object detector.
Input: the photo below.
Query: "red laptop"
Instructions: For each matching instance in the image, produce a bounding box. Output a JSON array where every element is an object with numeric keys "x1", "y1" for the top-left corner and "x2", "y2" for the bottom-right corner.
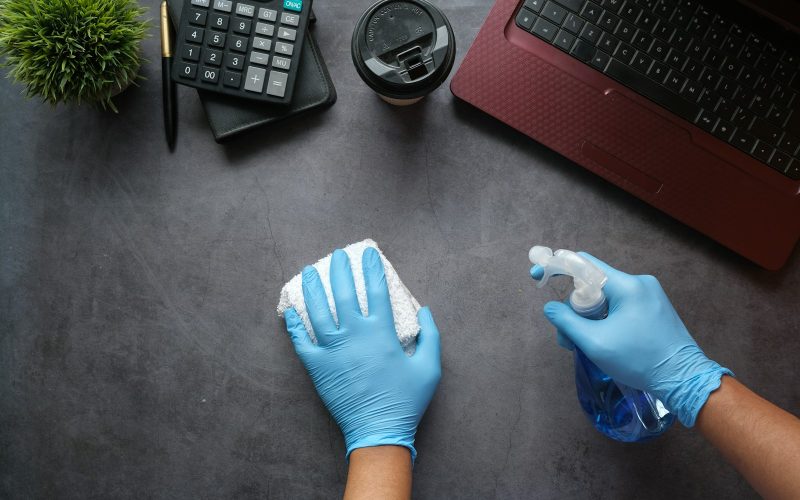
[{"x1": 452, "y1": 0, "x2": 800, "y2": 269}]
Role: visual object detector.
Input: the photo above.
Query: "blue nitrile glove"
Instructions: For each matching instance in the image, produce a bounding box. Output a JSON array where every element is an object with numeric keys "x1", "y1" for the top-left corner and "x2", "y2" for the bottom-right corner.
[
  {"x1": 283, "y1": 247, "x2": 441, "y2": 461},
  {"x1": 531, "y1": 253, "x2": 733, "y2": 428}
]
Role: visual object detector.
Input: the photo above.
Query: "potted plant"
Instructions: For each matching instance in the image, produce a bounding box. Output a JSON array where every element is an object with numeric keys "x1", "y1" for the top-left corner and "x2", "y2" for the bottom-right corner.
[{"x1": 0, "y1": 0, "x2": 149, "y2": 112}]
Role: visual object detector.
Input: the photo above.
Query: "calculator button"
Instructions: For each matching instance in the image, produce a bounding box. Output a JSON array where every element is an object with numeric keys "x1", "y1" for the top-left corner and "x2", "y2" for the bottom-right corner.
[
  {"x1": 191, "y1": 0, "x2": 209, "y2": 7},
  {"x1": 250, "y1": 51, "x2": 269, "y2": 66},
  {"x1": 244, "y1": 66, "x2": 266, "y2": 93},
  {"x1": 210, "y1": 14, "x2": 229, "y2": 30},
  {"x1": 208, "y1": 31, "x2": 226, "y2": 47},
  {"x1": 201, "y1": 66, "x2": 220, "y2": 83},
  {"x1": 177, "y1": 62, "x2": 198, "y2": 79},
  {"x1": 181, "y1": 45, "x2": 201, "y2": 61},
  {"x1": 280, "y1": 12, "x2": 300, "y2": 26},
  {"x1": 235, "y1": 3, "x2": 255, "y2": 17},
  {"x1": 275, "y1": 42, "x2": 293, "y2": 56},
  {"x1": 272, "y1": 56, "x2": 291, "y2": 70},
  {"x1": 255, "y1": 22, "x2": 274, "y2": 37},
  {"x1": 229, "y1": 35, "x2": 249, "y2": 52},
  {"x1": 253, "y1": 37, "x2": 272, "y2": 52},
  {"x1": 189, "y1": 9, "x2": 208, "y2": 25},
  {"x1": 213, "y1": 0, "x2": 232, "y2": 12},
  {"x1": 283, "y1": 0, "x2": 302, "y2": 12},
  {"x1": 204, "y1": 48, "x2": 222, "y2": 66},
  {"x1": 223, "y1": 71, "x2": 242, "y2": 88},
  {"x1": 225, "y1": 53, "x2": 245, "y2": 69},
  {"x1": 278, "y1": 27, "x2": 296, "y2": 41},
  {"x1": 233, "y1": 19, "x2": 252, "y2": 34},
  {"x1": 185, "y1": 27, "x2": 205, "y2": 43},
  {"x1": 258, "y1": 8, "x2": 277, "y2": 22},
  {"x1": 266, "y1": 70, "x2": 288, "y2": 97}
]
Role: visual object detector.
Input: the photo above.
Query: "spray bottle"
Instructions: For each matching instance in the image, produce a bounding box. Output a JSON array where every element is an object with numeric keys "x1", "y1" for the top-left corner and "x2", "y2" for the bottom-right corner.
[{"x1": 529, "y1": 246, "x2": 675, "y2": 442}]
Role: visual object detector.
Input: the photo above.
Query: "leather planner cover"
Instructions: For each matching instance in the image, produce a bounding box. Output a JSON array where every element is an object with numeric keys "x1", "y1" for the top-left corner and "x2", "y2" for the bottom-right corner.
[{"x1": 168, "y1": 1, "x2": 336, "y2": 143}]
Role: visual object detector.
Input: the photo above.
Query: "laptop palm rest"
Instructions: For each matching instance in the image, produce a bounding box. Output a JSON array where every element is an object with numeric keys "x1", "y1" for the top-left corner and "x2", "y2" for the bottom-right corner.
[{"x1": 581, "y1": 140, "x2": 664, "y2": 194}]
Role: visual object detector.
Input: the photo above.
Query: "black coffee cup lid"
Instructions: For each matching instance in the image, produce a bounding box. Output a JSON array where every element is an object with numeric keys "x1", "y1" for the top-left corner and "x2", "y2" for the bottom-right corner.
[{"x1": 352, "y1": 0, "x2": 456, "y2": 100}]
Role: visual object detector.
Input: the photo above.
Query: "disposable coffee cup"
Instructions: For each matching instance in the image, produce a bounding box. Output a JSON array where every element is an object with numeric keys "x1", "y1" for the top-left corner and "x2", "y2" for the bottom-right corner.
[{"x1": 352, "y1": 0, "x2": 456, "y2": 106}]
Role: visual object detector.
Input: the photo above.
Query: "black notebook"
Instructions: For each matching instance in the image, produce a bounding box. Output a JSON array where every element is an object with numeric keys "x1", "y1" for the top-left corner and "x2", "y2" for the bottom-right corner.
[{"x1": 167, "y1": 0, "x2": 336, "y2": 143}]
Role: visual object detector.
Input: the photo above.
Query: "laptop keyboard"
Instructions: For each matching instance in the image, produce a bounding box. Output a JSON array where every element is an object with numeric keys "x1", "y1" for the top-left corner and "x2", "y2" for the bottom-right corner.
[{"x1": 515, "y1": 0, "x2": 800, "y2": 180}]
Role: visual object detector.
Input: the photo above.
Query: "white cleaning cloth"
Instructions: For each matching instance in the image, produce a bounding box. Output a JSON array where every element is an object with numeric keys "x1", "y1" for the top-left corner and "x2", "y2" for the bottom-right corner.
[{"x1": 276, "y1": 239, "x2": 421, "y2": 353}]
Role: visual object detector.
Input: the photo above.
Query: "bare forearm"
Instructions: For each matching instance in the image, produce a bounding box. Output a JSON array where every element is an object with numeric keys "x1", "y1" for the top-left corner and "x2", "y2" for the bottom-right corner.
[
  {"x1": 696, "y1": 376, "x2": 800, "y2": 499},
  {"x1": 344, "y1": 446, "x2": 412, "y2": 500}
]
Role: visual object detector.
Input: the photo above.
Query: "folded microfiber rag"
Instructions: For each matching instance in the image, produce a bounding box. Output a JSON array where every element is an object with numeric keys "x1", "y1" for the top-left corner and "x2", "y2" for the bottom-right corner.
[{"x1": 276, "y1": 239, "x2": 421, "y2": 354}]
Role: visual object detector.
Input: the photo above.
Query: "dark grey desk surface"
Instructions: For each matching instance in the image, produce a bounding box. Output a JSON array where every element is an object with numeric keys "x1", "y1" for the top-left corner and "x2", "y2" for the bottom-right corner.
[{"x1": 1, "y1": 0, "x2": 798, "y2": 498}]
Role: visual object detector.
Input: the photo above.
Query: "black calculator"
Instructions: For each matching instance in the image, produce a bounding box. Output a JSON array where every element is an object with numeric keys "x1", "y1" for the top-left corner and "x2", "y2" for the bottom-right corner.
[{"x1": 172, "y1": 0, "x2": 312, "y2": 104}]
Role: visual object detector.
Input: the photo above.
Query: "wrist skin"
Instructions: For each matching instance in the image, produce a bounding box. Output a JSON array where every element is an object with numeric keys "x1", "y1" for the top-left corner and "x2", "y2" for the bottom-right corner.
[{"x1": 344, "y1": 446, "x2": 412, "y2": 500}]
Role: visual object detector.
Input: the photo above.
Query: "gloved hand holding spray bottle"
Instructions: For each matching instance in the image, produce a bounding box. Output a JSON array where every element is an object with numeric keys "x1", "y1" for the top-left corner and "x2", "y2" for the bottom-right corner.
[{"x1": 529, "y1": 246, "x2": 675, "y2": 442}]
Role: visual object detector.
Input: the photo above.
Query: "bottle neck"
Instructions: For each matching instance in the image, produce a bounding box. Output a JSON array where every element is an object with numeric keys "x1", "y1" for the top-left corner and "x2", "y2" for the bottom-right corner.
[{"x1": 570, "y1": 294, "x2": 608, "y2": 320}]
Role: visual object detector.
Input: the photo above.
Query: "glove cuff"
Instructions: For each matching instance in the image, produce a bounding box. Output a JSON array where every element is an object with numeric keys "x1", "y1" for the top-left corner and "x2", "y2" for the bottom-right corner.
[
  {"x1": 345, "y1": 436, "x2": 417, "y2": 463},
  {"x1": 660, "y1": 364, "x2": 734, "y2": 428}
]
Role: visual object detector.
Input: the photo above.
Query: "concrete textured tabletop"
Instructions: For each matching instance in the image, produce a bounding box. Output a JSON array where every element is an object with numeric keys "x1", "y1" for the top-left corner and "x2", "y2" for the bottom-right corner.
[{"x1": 1, "y1": 0, "x2": 798, "y2": 498}]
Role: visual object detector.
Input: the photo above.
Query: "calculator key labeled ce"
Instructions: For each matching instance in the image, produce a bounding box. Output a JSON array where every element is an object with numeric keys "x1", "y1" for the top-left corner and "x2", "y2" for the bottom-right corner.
[{"x1": 280, "y1": 12, "x2": 299, "y2": 26}]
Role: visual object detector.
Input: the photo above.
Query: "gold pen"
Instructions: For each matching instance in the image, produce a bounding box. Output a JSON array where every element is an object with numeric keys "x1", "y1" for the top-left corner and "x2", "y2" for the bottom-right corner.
[{"x1": 161, "y1": 1, "x2": 177, "y2": 150}]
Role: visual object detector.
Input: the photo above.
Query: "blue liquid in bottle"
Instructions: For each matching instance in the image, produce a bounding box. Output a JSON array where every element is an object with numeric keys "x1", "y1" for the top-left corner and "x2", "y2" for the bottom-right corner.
[{"x1": 573, "y1": 298, "x2": 675, "y2": 442}]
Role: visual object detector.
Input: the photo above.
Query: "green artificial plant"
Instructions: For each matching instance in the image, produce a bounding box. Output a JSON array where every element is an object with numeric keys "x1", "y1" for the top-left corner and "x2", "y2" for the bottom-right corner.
[{"x1": 0, "y1": 0, "x2": 149, "y2": 111}]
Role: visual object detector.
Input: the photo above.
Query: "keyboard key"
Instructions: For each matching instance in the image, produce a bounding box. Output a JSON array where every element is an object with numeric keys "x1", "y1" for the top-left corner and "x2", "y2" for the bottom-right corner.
[
  {"x1": 235, "y1": 2, "x2": 255, "y2": 16},
  {"x1": 542, "y1": 1, "x2": 568, "y2": 24},
  {"x1": 696, "y1": 110, "x2": 718, "y2": 132},
  {"x1": 699, "y1": 89, "x2": 720, "y2": 110},
  {"x1": 255, "y1": 22, "x2": 275, "y2": 37},
  {"x1": 766, "y1": 106, "x2": 791, "y2": 127},
  {"x1": 516, "y1": 8, "x2": 537, "y2": 30},
  {"x1": 647, "y1": 60, "x2": 669, "y2": 83},
  {"x1": 755, "y1": 54, "x2": 778, "y2": 75},
  {"x1": 599, "y1": 11, "x2": 620, "y2": 32},
  {"x1": 272, "y1": 55, "x2": 291, "y2": 70},
  {"x1": 631, "y1": 51, "x2": 653, "y2": 73},
  {"x1": 278, "y1": 27, "x2": 297, "y2": 41},
  {"x1": 213, "y1": 0, "x2": 232, "y2": 12},
  {"x1": 731, "y1": 130, "x2": 757, "y2": 153},
  {"x1": 208, "y1": 31, "x2": 226, "y2": 47},
  {"x1": 253, "y1": 36, "x2": 272, "y2": 52},
  {"x1": 598, "y1": 32, "x2": 619, "y2": 54},
  {"x1": 786, "y1": 161, "x2": 800, "y2": 180},
  {"x1": 665, "y1": 70, "x2": 687, "y2": 93},
  {"x1": 752, "y1": 141, "x2": 775, "y2": 163},
  {"x1": 581, "y1": 2, "x2": 602, "y2": 23},
  {"x1": 590, "y1": 49, "x2": 611, "y2": 70},
  {"x1": 713, "y1": 120, "x2": 735, "y2": 141},
  {"x1": 266, "y1": 70, "x2": 289, "y2": 97},
  {"x1": 209, "y1": 13, "x2": 229, "y2": 30},
  {"x1": 244, "y1": 66, "x2": 266, "y2": 93},
  {"x1": 682, "y1": 60, "x2": 704, "y2": 80},
  {"x1": 281, "y1": 12, "x2": 300, "y2": 26},
  {"x1": 716, "y1": 97, "x2": 736, "y2": 120},
  {"x1": 778, "y1": 134, "x2": 800, "y2": 156},
  {"x1": 200, "y1": 66, "x2": 219, "y2": 83},
  {"x1": 680, "y1": 81, "x2": 703, "y2": 102},
  {"x1": 554, "y1": 30, "x2": 577, "y2": 52},
  {"x1": 649, "y1": 38, "x2": 669, "y2": 61},
  {"x1": 704, "y1": 27, "x2": 725, "y2": 49},
  {"x1": 732, "y1": 108, "x2": 755, "y2": 129},
  {"x1": 532, "y1": 17, "x2": 559, "y2": 41},
  {"x1": 225, "y1": 52, "x2": 245, "y2": 69},
  {"x1": 523, "y1": 0, "x2": 545, "y2": 13},
  {"x1": 229, "y1": 35, "x2": 249, "y2": 52},
  {"x1": 580, "y1": 23, "x2": 601, "y2": 44},
  {"x1": 653, "y1": 23, "x2": 675, "y2": 42},
  {"x1": 563, "y1": 13, "x2": 585, "y2": 34},
  {"x1": 249, "y1": 50, "x2": 269, "y2": 65},
  {"x1": 600, "y1": 0, "x2": 623, "y2": 13},
  {"x1": 750, "y1": 94, "x2": 771, "y2": 117},
  {"x1": 768, "y1": 150, "x2": 792, "y2": 172},
  {"x1": 203, "y1": 48, "x2": 222, "y2": 66},
  {"x1": 233, "y1": 18, "x2": 252, "y2": 34},
  {"x1": 614, "y1": 21, "x2": 636, "y2": 42},
  {"x1": 177, "y1": 62, "x2": 198, "y2": 79},
  {"x1": 665, "y1": 48, "x2": 687, "y2": 70},
  {"x1": 750, "y1": 117, "x2": 783, "y2": 145},
  {"x1": 700, "y1": 69, "x2": 721, "y2": 89},
  {"x1": 720, "y1": 60, "x2": 742, "y2": 79},
  {"x1": 634, "y1": 11, "x2": 657, "y2": 32},
  {"x1": 185, "y1": 27, "x2": 205, "y2": 43},
  {"x1": 553, "y1": 0, "x2": 583, "y2": 11},
  {"x1": 703, "y1": 48, "x2": 724, "y2": 69},
  {"x1": 619, "y1": 3, "x2": 641, "y2": 22},
  {"x1": 258, "y1": 7, "x2": 277, "y2": 21},
  {"x1": 191, "y1": 0, "x2": 210, "y2": 6},
  {"x1": 632, "y1": 31, "x2": 653, "y2": 51},
  {"x1": 615, "y1": 42, "x2": 635, "y2": 64},
  {"x1": 275, "y1": 41, "x2": 294, "y2": 56},
  {"x1": 283, "y1": 0, "x2": 303, "y2": 12},
  {"x1": 189, "y1": 9, "x2": 208, "y2": 26},
  {"x1": 181, "y1": 45, "x2": 201, "y2": 61},
  {"x1": 604, "y1": 58, "x2": 701, "y2": 121},
  {"x1": 571, "y1": 39, "x2": 596, "y2": 62}
]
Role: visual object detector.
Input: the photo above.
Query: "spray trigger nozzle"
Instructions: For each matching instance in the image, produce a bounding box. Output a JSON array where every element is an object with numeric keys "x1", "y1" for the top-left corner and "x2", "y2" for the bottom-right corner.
[{"x1": 528, "y1": 246, "x2": 608, "y2": 312}]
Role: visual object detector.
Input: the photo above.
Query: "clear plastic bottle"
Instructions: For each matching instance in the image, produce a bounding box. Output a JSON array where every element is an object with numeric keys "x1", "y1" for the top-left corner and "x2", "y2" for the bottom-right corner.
[{"x1": 529, "y1": 246, "x2": 675, "y2": 442}]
